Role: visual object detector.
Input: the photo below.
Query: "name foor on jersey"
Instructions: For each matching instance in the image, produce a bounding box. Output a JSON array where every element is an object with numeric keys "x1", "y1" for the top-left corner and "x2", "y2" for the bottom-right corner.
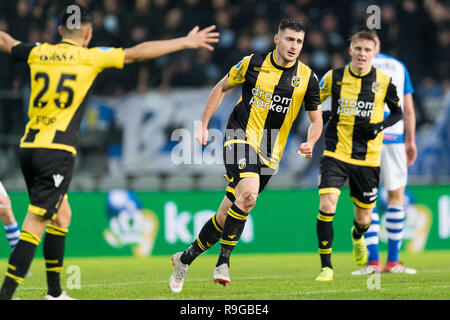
[
  {"x1": 36, "y1": 115, "x2": 57, "y2": 126},
  {"x1": 250, "y1": 86, "x2": 292, "y2": 114},
  {"x1": 337, "y1": 96, "x2": 375, "y2": 118}
]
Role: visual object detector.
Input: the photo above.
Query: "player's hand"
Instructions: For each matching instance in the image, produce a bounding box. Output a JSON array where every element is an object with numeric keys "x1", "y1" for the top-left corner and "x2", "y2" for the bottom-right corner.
[
  {"x1": 406, "y1": 141, "x2": 417, "y2": 166},
  {"x1": 299, "y1": 142, "x2": 313, "y2": 158},
  {"x1": 195, "y1": 125, "x2": 209, "y2": 145},
  {"x1": 361, "y1": 123, "x2": 384, "y2": 140},
  {"x1": 185, "y1": 25, "x2": 220, "y2": 51}
]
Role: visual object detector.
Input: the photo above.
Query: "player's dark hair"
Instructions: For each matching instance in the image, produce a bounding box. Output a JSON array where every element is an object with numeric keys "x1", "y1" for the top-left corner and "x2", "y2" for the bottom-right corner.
[
  {"x1": 349, "y1": 30, "x2": 377, "y2": 46},
  {"x1": 278, "y1": 19, "x2": 305, "y2": 33},
  {"x1": 60, "y1": 3, "x2": 93, "y2": 31}
]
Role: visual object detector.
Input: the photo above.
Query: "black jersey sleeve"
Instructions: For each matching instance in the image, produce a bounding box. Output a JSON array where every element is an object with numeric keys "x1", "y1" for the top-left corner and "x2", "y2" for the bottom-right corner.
[
  {"x1": 362, "y1": 78, "x2": 403, "y2": 140},
  {"x1": 304, "y1": 71, "x2": 321, "y2": 111},
  {"x1": 382, "y1": 78, "x2": 403, "y2": 128},
  {"x1": 11, "y1": 42, "x2": 39, "y2": 63},
  {"x1": 384, "y1": 78, "x2": 401, "y2": 113}
]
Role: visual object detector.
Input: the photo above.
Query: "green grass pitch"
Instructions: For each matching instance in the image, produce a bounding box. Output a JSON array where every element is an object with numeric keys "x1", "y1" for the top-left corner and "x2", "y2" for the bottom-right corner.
[{"x1": 1, "y1": 250, "x2": 449, "y2": 300}]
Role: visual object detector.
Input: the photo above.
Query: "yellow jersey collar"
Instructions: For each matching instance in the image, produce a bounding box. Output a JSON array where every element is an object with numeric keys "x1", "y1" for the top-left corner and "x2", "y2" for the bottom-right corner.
[
  {"x1": 349, "y1": 63, "x2": 372, "y2": 78},
  {"x1": 60, "y1": 38, "x2": 79, "y2": 46},
  {"x1": 271, "y1": 51, "x2": 297, "y2": 71}
]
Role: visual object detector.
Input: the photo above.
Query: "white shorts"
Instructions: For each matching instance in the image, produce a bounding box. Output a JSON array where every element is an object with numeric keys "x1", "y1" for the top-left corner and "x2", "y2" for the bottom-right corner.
[{"x1": 380, "y1": 143, "x2": 407, "y2": 191}]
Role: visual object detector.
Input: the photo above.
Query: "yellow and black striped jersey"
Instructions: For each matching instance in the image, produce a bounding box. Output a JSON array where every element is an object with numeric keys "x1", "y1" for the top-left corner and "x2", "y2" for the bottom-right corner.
[
  {"x1": 319, "y1": 64, "x2": 400, "y2": 167},
  {"x1": 225, "y1": 51, "x2": 321, "y2": 169},
  {"x1": 11, "y1": 39, "x2": 125, "y2": 154}
]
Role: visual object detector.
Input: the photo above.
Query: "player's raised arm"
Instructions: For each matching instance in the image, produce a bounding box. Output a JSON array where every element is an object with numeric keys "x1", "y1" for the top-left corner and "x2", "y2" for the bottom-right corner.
[
  {"x1": 0, "y1": 31, "x2": 17, "y2": 55},
  {"x1": 195, "y1": 75, "x2": 234, "y2": 145},
  {"x1": 124, "y1": 25, "x2": 219, "y2": 64}
]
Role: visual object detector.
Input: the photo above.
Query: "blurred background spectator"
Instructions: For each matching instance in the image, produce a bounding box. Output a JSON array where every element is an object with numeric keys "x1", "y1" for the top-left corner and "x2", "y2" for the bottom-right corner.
[
  {"x1": 0, "y1": 0, "x2": 448, "y2": 189},
  {"x1": 0, "y1": 0, "x2": 446, "y2": 110}
]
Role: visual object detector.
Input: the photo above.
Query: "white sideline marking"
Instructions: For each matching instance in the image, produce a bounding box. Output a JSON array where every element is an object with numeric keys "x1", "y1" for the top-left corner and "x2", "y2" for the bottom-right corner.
[
  {"x1": 156, "y1": 289, "x2": 365, "y2": 300},
  {"x1": 18, "y1": 270, "x2": 450, "y2": 294},
  {"x1": 20, "y1": 275, "x2": 293, "y2": 291}
]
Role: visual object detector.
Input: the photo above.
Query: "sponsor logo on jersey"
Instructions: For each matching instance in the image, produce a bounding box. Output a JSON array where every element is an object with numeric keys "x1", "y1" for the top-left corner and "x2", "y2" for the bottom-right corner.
[
  {"x1": 337, "y1": 97, "x2": 375, "y2": 118},
  {"x1": 250, "y1": 86, "x2": 292, "y2": 114},
  {"x1": 253, "y1": 66, "x2": 270, "y2": 74}
]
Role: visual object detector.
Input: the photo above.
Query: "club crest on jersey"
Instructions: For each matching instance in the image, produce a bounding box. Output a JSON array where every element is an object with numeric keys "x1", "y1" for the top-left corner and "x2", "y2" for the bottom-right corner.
[
  {"x1": 238, "y1": 158, "x2": 246, "y2": 170},
  {"x1": 291, "y1": 76, "x2": 301, "y2": 88},
  {"x1": 372, "y1": 82, "x2": 380, "y2": 93}
]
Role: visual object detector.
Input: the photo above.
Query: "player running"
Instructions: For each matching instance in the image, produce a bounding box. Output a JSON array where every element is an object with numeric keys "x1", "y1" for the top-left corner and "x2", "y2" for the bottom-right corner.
[
  {"x1": 0, "y1": 4, "x2": 219, "y2": 300},
  {"x1": 315, "y1": 31, "x2": 402, "y2": 281},
  {"x1": 169, "y1": 19, "x2": 323, "y2": 293},
  {"x1": 352, "y1": 32, "x2": 417, "y2": 275}
]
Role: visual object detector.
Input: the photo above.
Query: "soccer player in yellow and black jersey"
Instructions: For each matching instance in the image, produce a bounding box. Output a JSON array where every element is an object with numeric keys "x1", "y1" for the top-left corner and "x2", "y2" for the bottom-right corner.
[
  {"x1": 169, "y1": 19, "x2": 323, "y2": 293},
  {"x1": 315, "y1": 31, "x2": 402, "y2": 281},
  {"x1": 0, "y1": 4, "x2": 219, "y2": 300}
]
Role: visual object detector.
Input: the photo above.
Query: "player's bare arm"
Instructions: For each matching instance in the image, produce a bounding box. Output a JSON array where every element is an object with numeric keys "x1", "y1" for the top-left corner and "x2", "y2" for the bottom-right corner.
[
  {"x1": 403, "y1": 93, "x2": 417, "y2": 165},
  {"x1": 0, "y1": 31, "x2": 17, "y2": 54},
  {"x1": 195, "y1": 75, "x2": 235, "y2": 145},
  {"x1": 299, "y1": 109, "x2": 323, "y2": 158},
  {"x1": 124, "y1": 25, "x2": 219, "y2": 64}
]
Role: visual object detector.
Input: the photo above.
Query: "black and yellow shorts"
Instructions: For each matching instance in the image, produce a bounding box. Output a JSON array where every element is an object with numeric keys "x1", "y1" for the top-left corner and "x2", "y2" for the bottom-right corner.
[
  {"x1": 20, "y1": 148, "x2": 75, "y2": 219},
  {"x1": 318, "y1": 156, "x2": 380, "y2": 209},
  {"x1": 223, "y1": 142, "x2": 275, "y2": 202}
]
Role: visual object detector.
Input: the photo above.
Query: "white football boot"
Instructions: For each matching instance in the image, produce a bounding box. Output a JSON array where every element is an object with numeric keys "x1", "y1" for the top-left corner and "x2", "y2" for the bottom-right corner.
[
  {"x1": 45, "y1": 291, "x2": 76, "y2": 300},
  {"x1": 384, "y1": 262, "x2": 417, "y2": 274},
  {"x1": 213, "y1": 263, "x2": 230, "y2": 286},
  {"x1": 351, "y1": 263, "x2": 383, "y2": 275},
  {"x1": 169, "y1": 252, "x2": 189, "y2": 293}
]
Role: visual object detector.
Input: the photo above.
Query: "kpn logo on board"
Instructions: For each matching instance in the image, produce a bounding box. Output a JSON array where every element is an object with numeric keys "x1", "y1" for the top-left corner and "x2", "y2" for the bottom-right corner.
[
  {"x1": 103, "y1": 190, "x2": 254, "y2": 256},
  {"x1": 164, "y1": 201, "x2": 254, "y2": 245}
]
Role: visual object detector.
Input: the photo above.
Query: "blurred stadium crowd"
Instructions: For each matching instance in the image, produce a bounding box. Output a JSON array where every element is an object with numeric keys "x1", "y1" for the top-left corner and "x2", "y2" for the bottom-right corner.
[{"x1": 0, "y1": 0, "x2": 448, "y2": 189}]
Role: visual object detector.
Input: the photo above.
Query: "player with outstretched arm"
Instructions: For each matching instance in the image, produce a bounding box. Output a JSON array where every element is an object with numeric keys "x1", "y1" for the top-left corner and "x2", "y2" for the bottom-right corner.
[{"x1": 0, "y1": 4, "x2": 219, "y2": 300}]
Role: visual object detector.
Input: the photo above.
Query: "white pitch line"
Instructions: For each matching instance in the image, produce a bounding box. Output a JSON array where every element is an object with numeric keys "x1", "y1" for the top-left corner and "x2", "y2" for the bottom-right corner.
[
  {"x1": 19, "y1": 275, "x2": 293, "y2": 291},
  {"x1": 417, "y1": 269, "x2": 450, "y2": 274},
  {"x1": 155, "y1": 289, "x2": 365, "y2": 300},
  {"x1": 18, "y1": 282, "x2": 450, "y2": 299},
  {"x1": 17, "y1": 270, "x2": 450, "y2": 294}
]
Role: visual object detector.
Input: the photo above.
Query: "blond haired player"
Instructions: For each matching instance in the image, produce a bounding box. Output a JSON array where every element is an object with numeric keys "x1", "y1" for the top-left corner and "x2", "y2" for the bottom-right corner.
[{"x1": 316, "y1": 31, "x2": 402, "y2": 281}]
